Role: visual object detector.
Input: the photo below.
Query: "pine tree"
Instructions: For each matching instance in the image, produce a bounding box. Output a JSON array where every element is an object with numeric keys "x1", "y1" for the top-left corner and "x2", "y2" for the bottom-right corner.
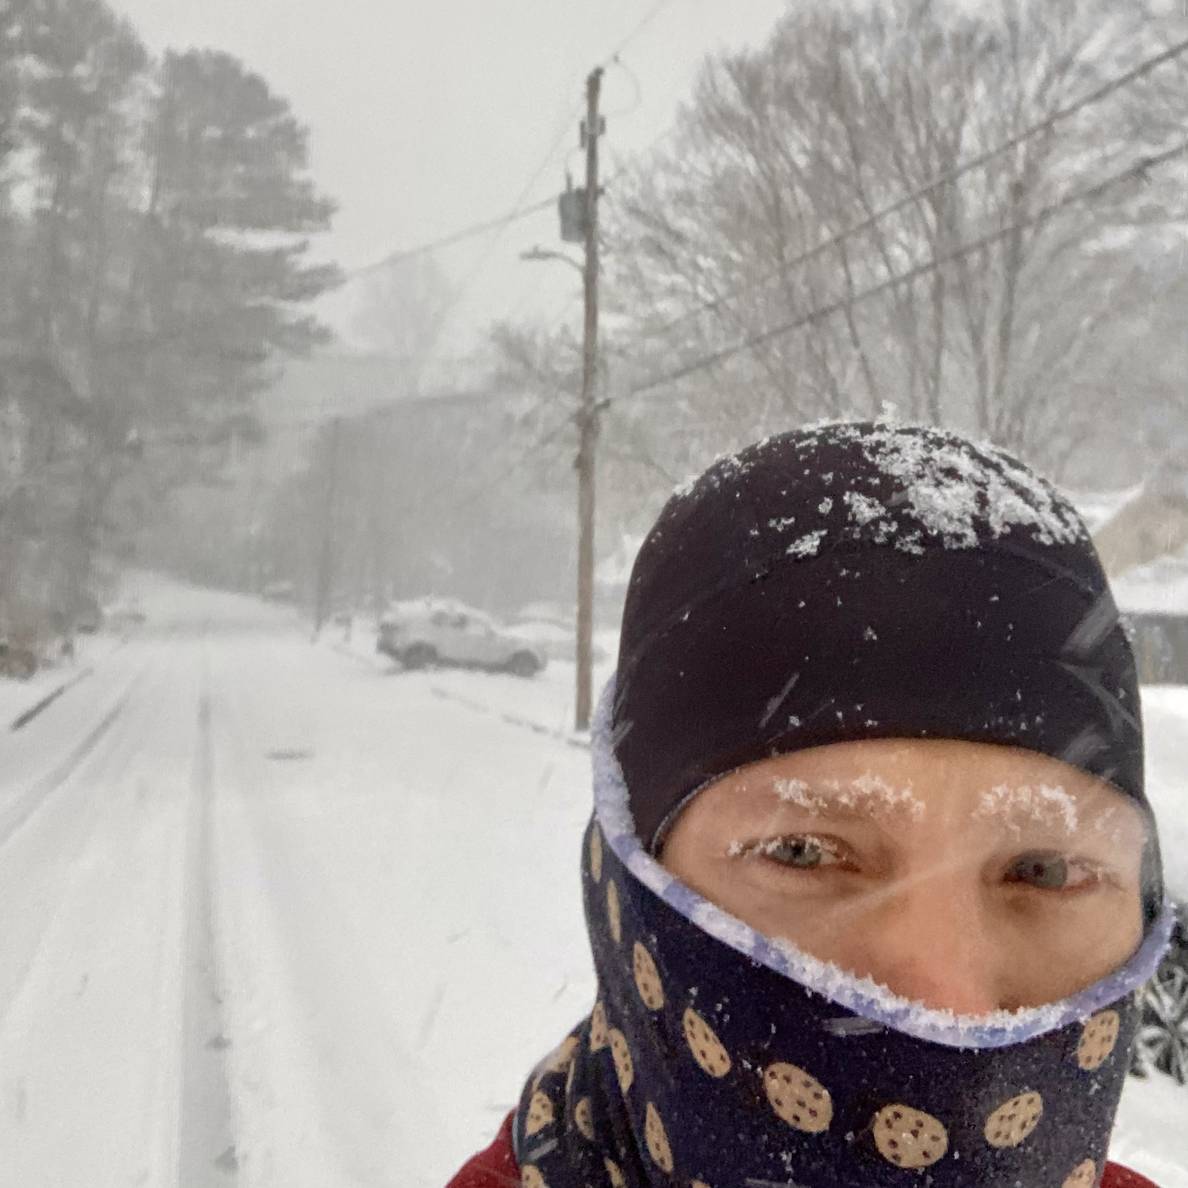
[{"x1": 0, "y1": 1, "x2": 341, "y2": 648}]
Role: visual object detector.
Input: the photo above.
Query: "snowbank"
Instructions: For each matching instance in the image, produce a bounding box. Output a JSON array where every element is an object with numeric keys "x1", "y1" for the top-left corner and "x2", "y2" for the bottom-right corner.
[{"x1": 1144, "y1": 685, "x2": 1188, "y2": 901}]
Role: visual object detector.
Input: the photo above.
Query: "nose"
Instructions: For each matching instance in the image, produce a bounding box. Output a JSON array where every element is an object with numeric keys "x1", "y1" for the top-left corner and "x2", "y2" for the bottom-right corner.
[{"x1": 844, "y1": 876, "x2": 1002, "y2": 1015}]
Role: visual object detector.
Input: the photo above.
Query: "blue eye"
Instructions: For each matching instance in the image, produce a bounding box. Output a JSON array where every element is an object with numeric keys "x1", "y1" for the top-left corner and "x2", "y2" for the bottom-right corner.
[
  {"x1": 760, "y1": 836, "x2": 842, "y2": 869},
  {"x1": 1006, "y1": 852, "x2": 1072, "y2": 890}
]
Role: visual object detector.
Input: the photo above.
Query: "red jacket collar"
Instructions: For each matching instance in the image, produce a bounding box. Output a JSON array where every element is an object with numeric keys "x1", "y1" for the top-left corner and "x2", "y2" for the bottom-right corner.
[{"x1": 446, "y1": 1114, "x2": 1161, "y2": 1188}]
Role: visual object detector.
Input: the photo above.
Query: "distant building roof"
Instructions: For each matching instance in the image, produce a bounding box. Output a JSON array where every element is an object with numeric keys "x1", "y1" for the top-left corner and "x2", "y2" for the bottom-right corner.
[
  {"x1": 1112, "y1": 543, "x2": 1188, "y2": 617},
  {"x1": 1060, "y1": 461, "x2": 1188, "y2": 577},
  {"x1": 1066, "y1": 485, "x2": 1145, "y2": 534},
  {"x1": 261, "y1": 352, "x2": 491, "y2": 424}
]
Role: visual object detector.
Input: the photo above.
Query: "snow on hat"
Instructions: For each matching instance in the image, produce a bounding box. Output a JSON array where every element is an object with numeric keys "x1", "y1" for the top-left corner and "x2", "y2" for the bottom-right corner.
[{"x1": 612, "y1": 422, "x2": 1150, "y2": 867}]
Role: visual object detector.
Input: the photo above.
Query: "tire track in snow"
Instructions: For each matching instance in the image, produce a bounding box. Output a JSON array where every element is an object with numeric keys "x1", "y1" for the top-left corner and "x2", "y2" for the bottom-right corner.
[
  {"x1": 178, "y1": 655, "x2": 240, "y2": 1186},
  {"x1": 211, "y1": 634, "x2": 453, "y2": 1186},
  {"x1": 0, "y1": 631, "x2": 180, "y2": 850},
  {"x1": 0, "y1": 639, "x2": 201, "y2": 1185},
  {"x1": 8, "y1": 663, "x2": 96, "y2": 731},
  {"x1": 0, "y1": 657, "x2": 169, "y2": 1035},
  {"x1": 0, "y1": 673, "x2": 143, "y2": 851}
]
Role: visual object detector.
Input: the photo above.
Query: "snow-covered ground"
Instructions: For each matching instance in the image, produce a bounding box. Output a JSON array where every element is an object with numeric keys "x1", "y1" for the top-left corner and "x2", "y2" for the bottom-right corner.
[{"x1": 0, "y1": 577, "x2": 1184, "y2": 1187}]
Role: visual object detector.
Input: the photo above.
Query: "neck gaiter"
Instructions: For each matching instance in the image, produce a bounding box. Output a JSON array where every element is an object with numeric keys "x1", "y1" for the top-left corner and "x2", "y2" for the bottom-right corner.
[{"x1": 513, "y1": 683, "x2": 1173, "y2": 1188}]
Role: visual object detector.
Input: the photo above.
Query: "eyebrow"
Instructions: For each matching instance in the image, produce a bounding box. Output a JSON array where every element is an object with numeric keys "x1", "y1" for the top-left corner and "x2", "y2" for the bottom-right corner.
[
  {"x1": 739, "y1": 792, "x2": 908, "y2": 849},
  {"x1": 974, "y1": 783, "x2": 1081, "y2": 834},
  {"x1": 770, "y1": 775, "x2": 926, "y2": 822}
]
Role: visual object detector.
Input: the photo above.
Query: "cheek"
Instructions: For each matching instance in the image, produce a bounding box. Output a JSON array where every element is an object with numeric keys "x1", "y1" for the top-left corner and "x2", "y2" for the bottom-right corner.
[
  {"x1": 995, "y1": 893, "x2": 1144, "y2": 981},
  {"x1": 661, "y1": 844, "x2": 834, "y2": 941},
  {"x1": 675, "y1": 856, "x2": 875, "y2": 959}
]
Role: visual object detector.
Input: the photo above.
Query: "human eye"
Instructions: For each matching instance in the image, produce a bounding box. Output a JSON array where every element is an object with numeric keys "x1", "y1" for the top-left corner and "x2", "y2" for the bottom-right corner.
[
  {"x1": 749, "y1": 834, "x2": 849, "y2": 870},
  {"x1": 1003, "y1": 851, "x2": 1103, "y2": 892}
]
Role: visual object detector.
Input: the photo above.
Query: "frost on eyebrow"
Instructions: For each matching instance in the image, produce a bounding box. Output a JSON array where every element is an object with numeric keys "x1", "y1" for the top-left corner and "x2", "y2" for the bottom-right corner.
[
  {"x1": 773, "y1": 772, "x2": 926, "y2": 821},
  {"x1": 974, "y1": 783, "x2": 1080, "y2": 835}
]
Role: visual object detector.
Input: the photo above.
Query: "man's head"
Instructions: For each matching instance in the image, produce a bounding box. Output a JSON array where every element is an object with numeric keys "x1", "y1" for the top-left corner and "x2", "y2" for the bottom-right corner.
[{"x1": 613, "y1": 423, "x2": 1160, "y2": 1008}]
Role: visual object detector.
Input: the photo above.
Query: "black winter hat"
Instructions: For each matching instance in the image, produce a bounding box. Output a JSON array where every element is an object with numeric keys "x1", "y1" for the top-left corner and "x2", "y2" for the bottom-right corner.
[{"x1": 612, "y1": 422, "x2": 1148, "y2": 862}]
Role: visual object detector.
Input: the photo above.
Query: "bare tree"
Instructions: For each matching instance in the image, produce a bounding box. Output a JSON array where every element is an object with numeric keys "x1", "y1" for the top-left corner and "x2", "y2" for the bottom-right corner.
[
  {"x1": 337, "y1": 255, "x2": 455, "y2": 392},
  {"x1": 604, "y1": 0, "x2": 1188, "y2": 480}
]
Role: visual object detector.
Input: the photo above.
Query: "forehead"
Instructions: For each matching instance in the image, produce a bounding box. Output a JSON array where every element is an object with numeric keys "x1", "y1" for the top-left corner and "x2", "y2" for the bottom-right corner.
[
  {"x1": 699, "y1": 737, "x2": 1140, "y2": 834},
  {"x1": 725, "y1": 737, "x2": 1106, "y2": 789}
]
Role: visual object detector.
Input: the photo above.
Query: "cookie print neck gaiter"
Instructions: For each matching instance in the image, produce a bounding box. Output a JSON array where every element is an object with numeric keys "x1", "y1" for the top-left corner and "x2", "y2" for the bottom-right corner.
[{"x1": 513, "y1": 681, "x2": 1174, "y2": 1188}]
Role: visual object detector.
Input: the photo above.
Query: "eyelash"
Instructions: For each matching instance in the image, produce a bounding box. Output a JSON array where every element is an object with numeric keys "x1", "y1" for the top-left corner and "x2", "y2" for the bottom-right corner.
[
  {"x1": 738, "y1": 834, "x2": 1109, "y2": 892},
  {"x1": 737, "y1": 834, "x2": 850, "y2": 870},
  {"x1": 1002, "y1": 854, "x2": 1108, "y2": 894}
]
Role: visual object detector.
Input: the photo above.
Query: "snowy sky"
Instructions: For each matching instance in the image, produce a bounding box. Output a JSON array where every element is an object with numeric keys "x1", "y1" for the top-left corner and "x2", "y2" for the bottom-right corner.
[{"x1": 105, "y1": 0, "x2": 792, "y2": 363}]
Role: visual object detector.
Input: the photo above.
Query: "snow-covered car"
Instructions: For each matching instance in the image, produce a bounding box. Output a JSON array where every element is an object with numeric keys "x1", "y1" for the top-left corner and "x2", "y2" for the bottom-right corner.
[
  {"x1": 0, "y1": 638, "x2": 38, "y2": 680},
  {"x1": 261, "y1": 580, "x2": 295, "y2": 603},
  {"x1": 507, "y1": 618, "x2": 610, "y2": 664},
  {"x1": 377, "y1": 599, "x2": 546, "y2": 677},
  {"x1": 517, "y1": 601, "x2": 571, "y2": 629},
  {"x1": 73, "y1": 592, "x2": 103, "y2": 634},
  {"x1": 107, "y1": 601, "x2": 147, "y2": 630}
]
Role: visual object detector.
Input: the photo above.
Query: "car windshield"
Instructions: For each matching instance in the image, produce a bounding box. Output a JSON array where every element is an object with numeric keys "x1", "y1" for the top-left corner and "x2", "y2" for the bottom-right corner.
[{"x1": 0, "y1": 3, "x2": 1186, "y2": 1187}]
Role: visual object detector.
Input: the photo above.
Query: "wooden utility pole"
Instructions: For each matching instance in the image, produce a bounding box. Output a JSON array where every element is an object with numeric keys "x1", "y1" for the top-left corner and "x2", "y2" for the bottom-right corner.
[{"x1": 575, "y1": 66, "x2": 603, "y2": 733}]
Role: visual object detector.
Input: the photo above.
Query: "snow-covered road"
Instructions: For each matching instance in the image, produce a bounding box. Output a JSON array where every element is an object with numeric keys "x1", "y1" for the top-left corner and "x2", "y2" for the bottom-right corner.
[
  {"x1": 1, "y1": 628, "x2": 207, "y2": 1185},
  {"x1": 0, "y1": 585, "x2": 599, "y2": 1187},
  {"x1": 204, "y1": 625, "x2": 597, "y2": 1188},
  {"x1": 0, "y1": 579, "x2": 1184, "y2": 1187}
]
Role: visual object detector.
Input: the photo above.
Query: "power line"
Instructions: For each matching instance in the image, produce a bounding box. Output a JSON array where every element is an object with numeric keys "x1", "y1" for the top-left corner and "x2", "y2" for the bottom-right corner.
[
  {"x1": 350, "y1": 197, "x2": 557, "y2": 276},
  {"x1": 351, "y1": 84, "x2": 581, "y2": 286},
  {"x1": 286, "y1": 4, "x2": 687, "y2": 505},
  {"x1": 641, "y1": 30, "x2": 1188, "y2": 340},
  {"x1": 446, "y1": 409, "x2": 577, "y2": 512},
  {"x1": 602, "y1": 137, "x2": 1188, "y2": 408},
  {"x1": 129, "y1": 37, "x2": 1188, "y2": 455},
  {"x1": 350, "y1": 0, "x2": 688, "y2": 282},
  {"x1": 411, "y1": 9, "x2": 691, "y2": 389},
  {"x1": 604, "y1": 0, "x2": 685, "y2": 64},
  {"x1": 147, "y1": 125, "x2": 1176, "y2": 479},
  {"x1": 603, "y1": 56, "x2": 644, "y2": 120},
  {"x1": 363, "y1": 94, "x2": 587, "y2": 390}
]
